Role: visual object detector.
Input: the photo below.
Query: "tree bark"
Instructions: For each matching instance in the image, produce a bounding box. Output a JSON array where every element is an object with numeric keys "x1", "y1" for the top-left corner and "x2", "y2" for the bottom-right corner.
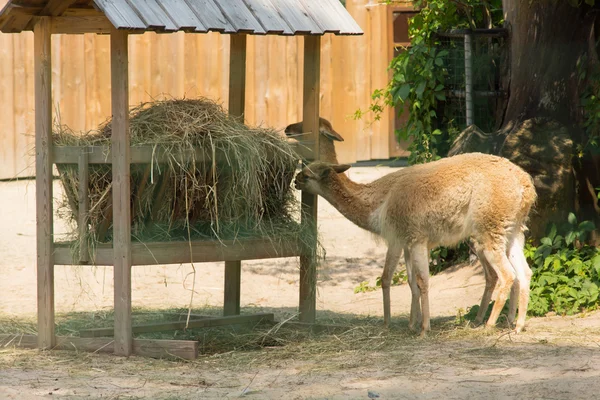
[
  {"x1": 501, "y1": 1, "x2": 589, "y2": 125},
  {"x1": 452, "y1": 0, "x2": 600, "y2": 242}
]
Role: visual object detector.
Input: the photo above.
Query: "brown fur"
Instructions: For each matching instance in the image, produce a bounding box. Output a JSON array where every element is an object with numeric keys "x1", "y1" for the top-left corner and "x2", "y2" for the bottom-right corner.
[
  {"x1": 285, "y1": 117, "x2": 344, "y2": 163},
  {"x1": 295, "y1": 153, "x2": 537, "y2": 335}
]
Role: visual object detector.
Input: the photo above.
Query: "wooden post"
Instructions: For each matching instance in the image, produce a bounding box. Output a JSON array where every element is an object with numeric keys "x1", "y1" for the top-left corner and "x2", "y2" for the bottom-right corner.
[
  {"x1": 299, "y1": 35, "x2": 321, "y2": 323},
  {"x1": 224, "y1": 33, "x2": 246, "y2": 316},
  {"x1": 34, "y1": 17, "x2": 55, "y2": 350},
  {"x1": 110, "y1": 28, "x2": 132, "y2": 356},
  {"x1": 78, "y1": 152, "x2": 89, "y2": 263}
]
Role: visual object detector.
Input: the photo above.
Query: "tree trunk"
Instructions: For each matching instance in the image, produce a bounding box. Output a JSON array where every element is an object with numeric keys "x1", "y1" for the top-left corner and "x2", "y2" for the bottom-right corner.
[{"x1": 452, "y1": 1, "x2": 600, "y2": 242}]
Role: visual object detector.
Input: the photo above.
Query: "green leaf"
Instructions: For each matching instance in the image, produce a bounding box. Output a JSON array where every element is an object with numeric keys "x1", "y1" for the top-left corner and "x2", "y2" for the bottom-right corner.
[
  {"x1": 565, "y1": 231, "x2": 577, "y2": 245},
  {"x1": 578, "y1": 220, "x2": 595, "y2": 232},
  {"x1": 415, "y1": 81, "x2": 426, "y2": 99},
  {"x1": 398, "y1": 83, "x2": 411, "y2": 102},
  {"x1": 547, "y1": 224, "x2": 557, "y2": 240},
  {"x1": 568, "y1": 212, "x2": 577, "y2": 225}
]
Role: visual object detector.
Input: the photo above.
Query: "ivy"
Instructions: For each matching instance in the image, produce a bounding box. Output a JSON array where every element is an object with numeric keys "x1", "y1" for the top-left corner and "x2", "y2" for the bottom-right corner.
[
  {"x1": 368, "y1": 0, "x2": 503, "y2": 165},
  {"x1": 525, "y1": 213, "x2": 600, "y2": 316}
]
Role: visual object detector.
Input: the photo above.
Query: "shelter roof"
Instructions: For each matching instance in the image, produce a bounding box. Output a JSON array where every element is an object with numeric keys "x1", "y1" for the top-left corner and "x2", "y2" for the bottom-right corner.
[{"x1": 0, "y1": 0, "x2": 363, "y2": 35}]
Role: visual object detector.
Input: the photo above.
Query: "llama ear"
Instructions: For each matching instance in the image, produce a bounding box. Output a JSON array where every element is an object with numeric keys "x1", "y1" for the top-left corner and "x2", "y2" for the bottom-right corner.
[
  {"x1": 320, "y1": 126, "x2": 344, "y2": 142},
  {"x1": 320, "y1": 118, "x2": 344, "y2": 142},
  {"x1": 333, "y1": 164, "x2": 351, "y2": 174}
]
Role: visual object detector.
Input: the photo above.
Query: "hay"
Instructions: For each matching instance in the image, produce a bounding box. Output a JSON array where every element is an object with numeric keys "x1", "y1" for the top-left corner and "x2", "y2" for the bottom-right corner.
[{"x1": 53, "y1": 98, "x2": 303, "y2": 248}]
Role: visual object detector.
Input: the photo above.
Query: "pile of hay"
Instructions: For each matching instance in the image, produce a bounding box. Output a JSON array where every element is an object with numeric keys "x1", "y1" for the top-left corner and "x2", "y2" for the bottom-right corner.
[{"x1": 54, "y1": 98, "x2": 301, "y2": 245}]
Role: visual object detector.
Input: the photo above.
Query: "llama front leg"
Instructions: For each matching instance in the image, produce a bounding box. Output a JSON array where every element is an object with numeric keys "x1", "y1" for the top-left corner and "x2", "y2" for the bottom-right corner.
[
  {"x1": 404, "y1": 247, "x2": 421, "y2": 332},
  {"x1": 409, "y1": 244, "x2": 431, "y2": 336},
  {"x1": 381, "y1": 247, "x2": 402, "y2": 328}
]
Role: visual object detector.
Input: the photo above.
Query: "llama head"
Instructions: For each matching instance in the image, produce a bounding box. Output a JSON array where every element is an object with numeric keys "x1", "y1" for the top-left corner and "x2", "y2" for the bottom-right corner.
[{"x1": 294, "y1": 162, "x2": 351, "y2": 194}]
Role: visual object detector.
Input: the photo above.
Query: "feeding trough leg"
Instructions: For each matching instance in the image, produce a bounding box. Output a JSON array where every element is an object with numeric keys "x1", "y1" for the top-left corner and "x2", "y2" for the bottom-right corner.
[
  {"x1": 223, "y1": 33, "x2": 247, "y2": 316},
  {"x1": 110, "y1": 28, "x2": 132, "y2": 356},
  {"x1": 299, "y1": 35, "x2": 321, "y2": 324},
  {"x1": 34, "y1": 16, "x2": 55, "y2": 350}
]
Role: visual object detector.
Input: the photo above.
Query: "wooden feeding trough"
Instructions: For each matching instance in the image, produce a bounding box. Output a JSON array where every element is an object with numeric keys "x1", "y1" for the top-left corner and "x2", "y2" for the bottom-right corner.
[{"x1": 0, "y1": 0, "x2": 362, "y2": 359}]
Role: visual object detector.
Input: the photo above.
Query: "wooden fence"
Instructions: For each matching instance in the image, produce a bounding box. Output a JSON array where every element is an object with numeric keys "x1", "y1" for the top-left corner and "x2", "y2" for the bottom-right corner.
[{"x1": 0, "y1": 0, "x2": 406, "y2": 179}]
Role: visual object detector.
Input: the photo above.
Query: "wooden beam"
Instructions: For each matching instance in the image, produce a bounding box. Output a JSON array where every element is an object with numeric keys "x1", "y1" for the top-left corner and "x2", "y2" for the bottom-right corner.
[
  {"x1": 228, "y1": 34, "x2": 247, "y2": 118},
  {"x1": 51, "y1": 16, "x2": 113, "y2": 34},
  {"x1": 225, "y1": 33, "x2": 247, "y2": 317},
  {"x1": 42, "y1": 0, "x2": 78, "y2": 16},
  {"x1": 224, "y1": 262, "x2": 241, "y2": 316},
  {"x1": 53, "y1": 144, "x2": 303, "y2": 164},
  {"x1": 78, "y1": 152, "x2": 89, "y2": 263},
  {"x1": 110, "y1": 28, "x2": 132, "y2": 357},
  {"x1": 79, "y1": 313, "x2": 274, "y2": 337},
  {"x1": 0, "y1": 335, "x2": 198, "y2": 360},
  {"x1": 34, "y1": 17, "x2": 55, "y2": 350},
  {"x1": 299, "y1": 35, "x2": 321, "y2": 324},
  {"x1": 53, "y1": 237, "x2": 303, "y2": 266}
]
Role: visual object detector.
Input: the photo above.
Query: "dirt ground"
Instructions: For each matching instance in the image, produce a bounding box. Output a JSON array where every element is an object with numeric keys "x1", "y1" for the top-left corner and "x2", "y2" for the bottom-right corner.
[{"x1": 2, "y1": 166, "x2": 600, "y2": 399}]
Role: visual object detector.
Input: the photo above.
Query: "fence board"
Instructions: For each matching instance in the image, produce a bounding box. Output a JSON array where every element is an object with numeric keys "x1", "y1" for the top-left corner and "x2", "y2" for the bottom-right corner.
[
  {"x1": 0, "y1": 32, "x2": 15, "y2": 178},
  {"x1": 0, "y1": 3, "x2": 408, "y2": 179}
]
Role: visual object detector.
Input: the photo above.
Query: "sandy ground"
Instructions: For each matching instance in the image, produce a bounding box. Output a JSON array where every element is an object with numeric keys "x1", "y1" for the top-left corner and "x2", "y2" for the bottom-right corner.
[{"x1": 2, "y1": 166, "x2": 600, "y2": 399}]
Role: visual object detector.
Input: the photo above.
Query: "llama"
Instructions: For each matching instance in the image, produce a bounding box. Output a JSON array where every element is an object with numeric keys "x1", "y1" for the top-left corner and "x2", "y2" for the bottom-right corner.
[
  {"x1": 285, "y1": 117, "x2": 344, "y2": 164},
  {"x1": 294, "y1": 153, "x2": 537, "y2": 335}
]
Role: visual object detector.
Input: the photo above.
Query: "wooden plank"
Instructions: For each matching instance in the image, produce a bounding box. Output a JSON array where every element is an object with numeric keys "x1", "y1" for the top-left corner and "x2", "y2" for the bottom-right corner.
[
  {"x1": 53, "y1": 145, "x2": 209, "y2": 164},
  {"x1": 299, "y1": 35, "x2": 320, "y2": 324},
  {"x1": 53, "y1": 144, "x2": 302, "y2": 164},
  {"x1": 78, "y1": 152, "x2": 89, "y2": 263},
  {"x1": 368, "y1": 1, "x2": 390, "y2": 159},
  {"x1": 269, "y1": 0, "x2": 321, "y2": 35},
  {"x1": 128, "y1": 0, "x2": 177, "y2": 31},
  {"x1": 59, "y1": 34, "x2": 86, "y2": 133},
  {"x1": 229, "y1": 34, "x2": 247, "y2": 117},
  {"x1": 95, "y1": 0, "x2": 145, "y2": 30},
  {"x1": 50, "y1": 16, "x2": 113, "y2": 34},
  {"x1": 215, "y1": 0, "x2": 265, "y2": 34},
  {"x1": 184, "y1": 0, "x2": 234, "y2": 33},
  {"x1": 242, "y1": 0, "x2": 291, "y2": 35},
  {"x1": 34, "y1": 17, "x2": 55, "y2": 350},
  {"x1": 0, "y1": 334, "x2": 199, "y2": 360},
  {"x1": 53, "y1": 237, "x2": 303, "y2": 266},
  {"x1": 224, "y1": 262, "x2": 241, "y2": 316},
  {"x1": 159, "y1": 0, "x2": 206, "y2": 31},
  {"x1": 42, "y1": 0, "x2": 77, "y2": 16},
  {"x1": 224, "y1": 32, "x2": 247, "y2": 318},
  {"x1": 0, "y1": 32, "x2": 15, "y2": 179},
  {"x1": 0, "y1": 8, "x2": 34, "y2": 33},
  {"x1": 79, "y1": 313, "x2": 274, "y2": 338},
  {"x1": 110, "y1": 27, "x2": 132, "y2": 357}
]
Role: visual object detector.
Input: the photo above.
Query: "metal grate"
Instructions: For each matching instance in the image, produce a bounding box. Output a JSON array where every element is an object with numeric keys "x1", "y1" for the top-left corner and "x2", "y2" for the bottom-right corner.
[{"x1": 437, "y1": 29, "x2": 507, "y2": 133}]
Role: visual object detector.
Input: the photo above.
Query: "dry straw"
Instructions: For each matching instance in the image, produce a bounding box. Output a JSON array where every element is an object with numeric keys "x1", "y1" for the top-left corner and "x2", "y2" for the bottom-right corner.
[{"x1": 53, "y1": 97, "x2": 313, "y2": 254}]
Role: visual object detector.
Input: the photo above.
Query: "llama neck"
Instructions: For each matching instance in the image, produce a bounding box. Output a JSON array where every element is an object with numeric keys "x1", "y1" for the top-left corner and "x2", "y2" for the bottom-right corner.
[{"x1": 321, "y1": 173, "x2": 382, "y2": 234}]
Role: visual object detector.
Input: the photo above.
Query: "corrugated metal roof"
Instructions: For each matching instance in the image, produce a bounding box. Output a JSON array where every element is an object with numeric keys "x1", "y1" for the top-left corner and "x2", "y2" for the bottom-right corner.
[{"x1": 0, "y1": 0, "x2": 363, "y2": 35}]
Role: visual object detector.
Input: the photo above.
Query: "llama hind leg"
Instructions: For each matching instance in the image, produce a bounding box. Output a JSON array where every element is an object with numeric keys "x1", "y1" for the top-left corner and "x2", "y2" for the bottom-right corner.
[
  {"x1": 473, "y1": 245, "x2": 497, "y2": 327},
  {"x1": 381, "y1": 247, "x2": 402, "y2": 328},
  {"x1": 482, "y1": 245, "x2": 515, "y2": 329},
  {"x1": 507, "y1": 233, "x2": 532, "y2": 332}
]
